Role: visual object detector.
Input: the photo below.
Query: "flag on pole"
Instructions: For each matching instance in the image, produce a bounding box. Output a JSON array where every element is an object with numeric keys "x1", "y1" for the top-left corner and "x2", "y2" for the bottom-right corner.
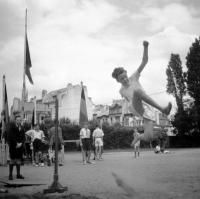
[
  {"x1": 79, "y1": 84, "x2": 88, "y2": 126},
  {"x1": 1, "y1": 75, "x2": 9, "y2": 140},
  {"x1": 4, "y1": 79, "x2": 9, "y2": 124},
  {"x1": 31, "y1": 97, "x2": 37, "y2": 127},
  {"x1": 31, "y1": 108, "x2": 35, "y2": 128},
  {"x1": 25, "y1": 34, "x2": 33, "y2": 85}
]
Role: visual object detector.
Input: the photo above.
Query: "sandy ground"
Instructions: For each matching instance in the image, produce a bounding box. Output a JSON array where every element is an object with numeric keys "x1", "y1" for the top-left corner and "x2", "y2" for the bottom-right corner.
[{"x1": 0, "y1": 148, "x2": 200, "y2": 199}]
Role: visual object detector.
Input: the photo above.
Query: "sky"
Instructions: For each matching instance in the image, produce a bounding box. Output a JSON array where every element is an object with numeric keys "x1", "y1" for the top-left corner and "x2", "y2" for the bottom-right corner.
[{"x1": 0, "y1": 0, "x2": 200, "y2": 114}]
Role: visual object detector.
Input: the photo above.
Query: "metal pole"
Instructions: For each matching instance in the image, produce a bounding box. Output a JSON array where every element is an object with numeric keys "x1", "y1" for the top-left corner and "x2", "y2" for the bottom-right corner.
[
  {"x1": 44, "y1": 95, "x2": 67, "y2": 194},
  {"x1": 54, "y1": 97, "x2": 59, "y2": 184}
]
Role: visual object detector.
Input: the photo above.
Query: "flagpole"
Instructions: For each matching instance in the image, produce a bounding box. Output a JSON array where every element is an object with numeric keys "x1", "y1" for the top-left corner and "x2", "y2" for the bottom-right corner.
[
  {"x1": 24, "y1": 8, "x2": 27, "y2": 93},
  {"x1": 34, "y1": 96, "x2": 37, "y2": 124},
  {"x1": 22, "y1": 9, "x2": 27, "y2": 119}
]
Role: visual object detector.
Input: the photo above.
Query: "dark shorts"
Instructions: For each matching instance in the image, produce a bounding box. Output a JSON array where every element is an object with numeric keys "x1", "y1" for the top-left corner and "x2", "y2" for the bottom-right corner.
[
  {"x1": 81, "y1": 138, "x2": 91, "y2": 151},
  {"x1": 10, "y1": 159, "x2": 21, "y2": 165},
  {"x1": 33, "y1": 139, "x2": 44, "y2": 152}
]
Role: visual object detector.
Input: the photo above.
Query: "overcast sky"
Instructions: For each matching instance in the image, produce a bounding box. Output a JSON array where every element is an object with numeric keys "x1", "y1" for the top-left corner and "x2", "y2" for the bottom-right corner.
[{"x1": 0, "y1": 0, "x2": 200, "y2": 113}]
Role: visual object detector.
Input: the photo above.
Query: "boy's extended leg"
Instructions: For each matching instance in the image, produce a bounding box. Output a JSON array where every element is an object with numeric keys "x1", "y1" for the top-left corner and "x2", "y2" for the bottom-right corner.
[{"x1": 135, "y1": 90, "x2": 172, "y2": 115}]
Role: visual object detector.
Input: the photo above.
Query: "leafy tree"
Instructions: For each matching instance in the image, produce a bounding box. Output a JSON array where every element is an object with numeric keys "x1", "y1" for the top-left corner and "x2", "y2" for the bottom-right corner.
[
  {"x1": 166, "y1": 54, "x2": 186, "y2": 113},
  {"x1": 171, "y1": 110, "x2": 192, "y2": 136},
  {"x1": 185, "y1": 37, "x2": 200, "y2": 132}
]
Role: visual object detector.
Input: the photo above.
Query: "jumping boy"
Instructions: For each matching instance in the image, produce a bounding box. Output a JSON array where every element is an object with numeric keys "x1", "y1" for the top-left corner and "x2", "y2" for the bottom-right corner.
[{"x1": 112, "y1": 41, "x2": 172, "y2": 144}]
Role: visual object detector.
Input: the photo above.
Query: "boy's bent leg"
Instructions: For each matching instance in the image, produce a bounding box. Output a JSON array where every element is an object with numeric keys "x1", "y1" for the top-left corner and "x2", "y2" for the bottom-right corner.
[{"x1": 132, "y1": 91, "x2": 144, "y2": 116}]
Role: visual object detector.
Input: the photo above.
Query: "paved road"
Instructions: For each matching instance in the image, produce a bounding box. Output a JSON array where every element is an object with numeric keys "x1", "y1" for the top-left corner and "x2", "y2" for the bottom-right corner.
[{"x1": 0, "y1": 148, "x2": 200, "y2": 199}]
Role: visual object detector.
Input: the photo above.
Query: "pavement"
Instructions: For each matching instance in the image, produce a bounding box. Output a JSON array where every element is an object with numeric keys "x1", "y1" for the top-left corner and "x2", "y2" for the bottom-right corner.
[{"x1": 0, "y1": 148, "x2": 200, "y2": 199}]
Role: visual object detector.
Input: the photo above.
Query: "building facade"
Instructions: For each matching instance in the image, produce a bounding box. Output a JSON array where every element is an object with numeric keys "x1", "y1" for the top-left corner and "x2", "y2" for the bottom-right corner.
[
  {"x1": 43, "y1": 83, "x2": 94, "y2": 123},
  {"x1": 94, "y1": 99, "x2": 171, "y2": 128},
  {"x1": 11, "y1": 96, "x2": 51, "y2": 124}
]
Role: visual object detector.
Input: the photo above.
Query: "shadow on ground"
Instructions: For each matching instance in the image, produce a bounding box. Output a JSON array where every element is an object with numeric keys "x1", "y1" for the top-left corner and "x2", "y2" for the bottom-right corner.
[{"x1": 0, "y1": 192, "x2": 100, "y2": 199}]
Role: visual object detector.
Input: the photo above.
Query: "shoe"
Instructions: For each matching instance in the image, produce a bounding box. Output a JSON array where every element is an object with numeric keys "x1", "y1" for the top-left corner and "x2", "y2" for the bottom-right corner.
[
  {"x1": 8, "y1": 175, "x2": 13, "y2": 180},
  {"x1": 87, "y1": 161, "x2": 95, "y2": 164},
  {"x1": 16, "y1": 174, "x2": 25, "y2": 179},
  {"x1": 39, "y1": 163, "x2": 45, "y2": 167}
]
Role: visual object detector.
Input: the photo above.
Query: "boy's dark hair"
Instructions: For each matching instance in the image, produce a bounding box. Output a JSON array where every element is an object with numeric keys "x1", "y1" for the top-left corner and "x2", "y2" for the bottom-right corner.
[
  {"x1": 96, "y1": 124, "x2": 100, "y2": 128},
  {"x1": 112, "y1": 67, "x2": 126, "y2": 80}
]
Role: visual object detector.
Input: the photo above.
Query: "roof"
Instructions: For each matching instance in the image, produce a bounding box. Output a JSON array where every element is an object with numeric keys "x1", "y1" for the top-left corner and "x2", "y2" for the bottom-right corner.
[{"x1": 42, "y1": 88, "x2": 68, "y2": 103}]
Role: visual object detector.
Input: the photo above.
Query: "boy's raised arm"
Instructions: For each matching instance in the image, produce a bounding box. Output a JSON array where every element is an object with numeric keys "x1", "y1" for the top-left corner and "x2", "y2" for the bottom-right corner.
[{"x1": 137, "y1": 41, "x2": 149, "y2": 74}]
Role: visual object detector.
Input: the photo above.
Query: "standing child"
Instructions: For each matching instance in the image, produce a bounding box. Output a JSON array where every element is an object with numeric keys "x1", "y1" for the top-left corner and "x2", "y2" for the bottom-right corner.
[
  {"x1": 92, "y1": 124, "x2": 104, "y2": 160},
  {"x1": 80, "y1": 123, "x2": 93, "y2": 164},
  {"x1": 49, "y1": 124, "x2": 64, "y2": 166},
  {"x1": 132, "y1": 128, "x2": 140, "y2": 158}
]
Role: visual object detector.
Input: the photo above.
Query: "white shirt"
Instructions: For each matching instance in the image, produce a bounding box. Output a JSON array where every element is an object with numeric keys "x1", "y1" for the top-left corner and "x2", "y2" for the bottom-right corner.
[
  {"x1": 119, "y1": 70, "x2": 145, "y2": 117},
  {"x1": 93, "y1": 128, "x2": 104, "y2": 138},
  {"x1": 80, "y1": 128, "x2": 90, "y2": 139},
  {"x1": 26, "y1": 129, "x2": 45, "y2": 141}
]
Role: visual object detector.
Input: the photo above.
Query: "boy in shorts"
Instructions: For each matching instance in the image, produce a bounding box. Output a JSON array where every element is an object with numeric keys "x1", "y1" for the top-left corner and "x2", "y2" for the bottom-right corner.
[
  {"x1": 92, "y1": 124, "x2": 104, "y2": 160},
  {"x1": 112, "y1": 41, "x2": 172, "y2": 145},
  {"x1": 80, "y1": 123, "x2": 93, "y2": 164}
]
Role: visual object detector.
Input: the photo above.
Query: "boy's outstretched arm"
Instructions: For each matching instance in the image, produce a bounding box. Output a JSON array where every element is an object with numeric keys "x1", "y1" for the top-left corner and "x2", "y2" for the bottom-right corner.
[{"x1": 137, "y1": 41, "x2": 149, "y2": 74}]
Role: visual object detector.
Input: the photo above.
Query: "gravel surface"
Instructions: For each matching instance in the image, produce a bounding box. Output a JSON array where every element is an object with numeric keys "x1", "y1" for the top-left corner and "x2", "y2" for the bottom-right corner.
[{"x1": 0, "y1": 148, "x2": 200, "y2": 199}]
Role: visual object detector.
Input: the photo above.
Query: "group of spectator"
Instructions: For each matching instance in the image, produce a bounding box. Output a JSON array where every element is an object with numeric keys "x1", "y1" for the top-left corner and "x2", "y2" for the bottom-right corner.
[
  {"x1": 4, "y1": 111, "x2": 105, "y2": 180},
  {"x1": 80, "y1": 123, "x2": 104, "y2": 165},
  {"x1": 3, "y1": 112, "x2": 64, "y2": 180}
]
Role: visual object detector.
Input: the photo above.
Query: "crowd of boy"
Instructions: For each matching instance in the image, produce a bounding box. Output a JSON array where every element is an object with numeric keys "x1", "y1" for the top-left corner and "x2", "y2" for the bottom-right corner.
[
  {"x1": 3, "y1": 110, "x2": 168, "y2": 181},
  {"x1": 1, "y1": 111, "x2": 65, "y2": 180}
]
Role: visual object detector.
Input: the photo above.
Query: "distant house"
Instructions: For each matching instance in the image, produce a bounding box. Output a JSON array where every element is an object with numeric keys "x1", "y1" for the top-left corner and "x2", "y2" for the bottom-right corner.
[
  {"x1": 43, "y1": 83, "x2": 94, "y2": 123},
  {"x1": 94, "y1": 99, "x2": 171, "y2": 128},
  {"x1": 11, "y1": 83, "x2": 94, "y2": 124},
  {"x1": 11, "y1": 94, "x2": 51, "y2": 124}
]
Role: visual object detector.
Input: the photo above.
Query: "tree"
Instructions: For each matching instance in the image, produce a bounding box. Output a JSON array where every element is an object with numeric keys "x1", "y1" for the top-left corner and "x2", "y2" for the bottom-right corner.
[
  {"x1": 186, "y1": 37, "x2": 200, "y2": 132},
  {"x1": 166, "y1": 54, "x2": 187, "y2": 135},
  {"x1": 166, "y1": 54, "x2": 186, "y2": 112}
]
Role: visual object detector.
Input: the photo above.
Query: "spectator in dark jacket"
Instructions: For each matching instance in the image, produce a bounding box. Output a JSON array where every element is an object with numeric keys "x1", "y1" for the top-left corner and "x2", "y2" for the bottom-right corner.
[{"x1": 7, "y1": 114, "x2": 25, "y2": 180}]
